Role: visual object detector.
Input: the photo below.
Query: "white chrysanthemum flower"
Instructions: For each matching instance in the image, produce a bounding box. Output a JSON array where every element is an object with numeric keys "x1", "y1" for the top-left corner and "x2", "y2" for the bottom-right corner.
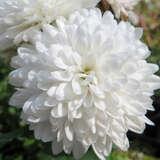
[
  {"x1": 107, "y1": 0, "x2": 140, "y2": 24},
  {"x1": 0, "y1": 0, "x2": 100, "y2": 51},
  {"x1": 9, "y1": 8, "x2": 160, "y2": 160}
]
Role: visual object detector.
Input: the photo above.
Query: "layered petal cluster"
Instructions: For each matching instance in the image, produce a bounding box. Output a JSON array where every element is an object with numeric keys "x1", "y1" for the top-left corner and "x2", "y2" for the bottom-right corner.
[
  {"x1": 9, "y1": 9, "x2": 160, "y2": 160},
  {"x1": 0, "y1": 0, "x2": 100, "y2": 51},
  {"x1": 107, "y1": 0, "x2": 140, "y2": 24}
]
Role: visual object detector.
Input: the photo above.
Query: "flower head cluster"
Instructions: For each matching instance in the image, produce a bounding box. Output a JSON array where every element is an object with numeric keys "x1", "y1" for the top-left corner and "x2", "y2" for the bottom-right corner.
[
  {"x1": 0, "y1": 0, "x2": 100, "y2": 50},
  {"x1": 107, "y1": 0, "x2": 140, "y2": 24},
  {"x1": 9, "y1": 8, "x2": 160, "y2": 160}
]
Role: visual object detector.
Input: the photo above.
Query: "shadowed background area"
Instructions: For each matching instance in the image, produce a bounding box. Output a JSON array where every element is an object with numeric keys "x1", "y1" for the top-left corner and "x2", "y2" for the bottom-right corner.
[{"x1": 0, "y1": 0, "x2": 160, "y2": 159}]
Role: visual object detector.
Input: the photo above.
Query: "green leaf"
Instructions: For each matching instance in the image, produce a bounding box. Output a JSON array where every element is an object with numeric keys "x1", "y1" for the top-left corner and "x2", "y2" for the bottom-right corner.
[
  {"x1": 37, "y1": 152, "x2": 53, "y2": 160},
  {"x1": 24, "y1": 138, "x2": 35, "y2": 146},
  {"x1": 15, "y1": 156, "x2": 23, "y2": 160},
  {"x1": 0, "y1": 129, "x2": 23, "y2": 148}
]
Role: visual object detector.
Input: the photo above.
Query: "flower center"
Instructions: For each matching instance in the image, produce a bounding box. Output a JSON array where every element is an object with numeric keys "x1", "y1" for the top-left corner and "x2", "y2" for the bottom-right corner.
[
  {"x1": 78, "y1": 66, "x2": 97, "y2": 86},
  {"x1": 81, "y1": 67, "x2": 93, "y2": 75}
]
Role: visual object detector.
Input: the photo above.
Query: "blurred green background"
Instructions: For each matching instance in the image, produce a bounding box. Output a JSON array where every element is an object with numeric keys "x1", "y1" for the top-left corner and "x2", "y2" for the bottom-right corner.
[{"x1": 0, "y1": 0, "x2": 160, "y2": 160}]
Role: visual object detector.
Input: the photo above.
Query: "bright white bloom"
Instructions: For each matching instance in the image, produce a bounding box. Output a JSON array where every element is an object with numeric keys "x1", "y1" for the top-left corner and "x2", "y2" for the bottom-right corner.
[
  {"x1": 107, "y1": 0, "x2": 140, "y2": 24},
  {"x1": 0, "y1": 0, "x2": 100, "y2": 51},
  {"x1": 9, "y1": 8, "x2": 160, "y2": 160}
]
